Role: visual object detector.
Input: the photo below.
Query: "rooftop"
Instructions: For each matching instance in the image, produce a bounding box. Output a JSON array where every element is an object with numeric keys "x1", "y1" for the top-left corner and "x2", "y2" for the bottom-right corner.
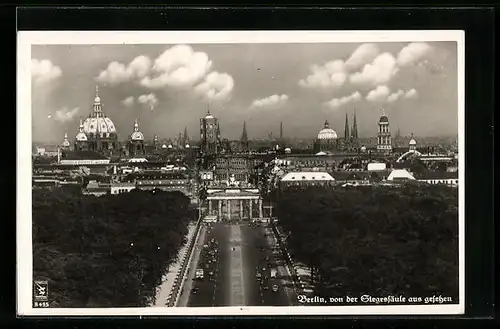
[
  {"x1": 281, "y1": 171, "x2": 335, "y2": 182},
  {"x1": 62, "y1": 151, "x2": 109, "y2": 160}
]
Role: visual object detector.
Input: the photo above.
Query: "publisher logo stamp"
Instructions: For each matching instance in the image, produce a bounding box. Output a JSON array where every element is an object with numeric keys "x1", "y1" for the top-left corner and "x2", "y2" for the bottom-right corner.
[{"x1": 34, "y1": 280, "x2": 48, "y2": 302}]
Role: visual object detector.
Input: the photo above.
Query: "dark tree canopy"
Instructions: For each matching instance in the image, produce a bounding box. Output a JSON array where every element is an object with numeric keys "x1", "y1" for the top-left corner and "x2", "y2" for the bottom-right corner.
[
  {"x1": 33, "y1": 188, "x2": 194, "y2": 307},
  {"x1": 275, "y1": 184, "x2": 459, "y2": 302}
]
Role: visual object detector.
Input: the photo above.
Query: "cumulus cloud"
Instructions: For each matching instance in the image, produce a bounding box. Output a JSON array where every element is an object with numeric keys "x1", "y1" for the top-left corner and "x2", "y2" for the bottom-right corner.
[
  {"x1": 387, "y1": 89, "x2": 405, "y2": 103},
  {"x1": 324, "y1": 91, "x2": 362, "y2": 109},
  {"x1": 350, "y1": 53, "x2": 398, "y2": 86},
  {"x1": 345, "y1": 43, "x2": 380, "y2": 71},
  {"x1": 397, "y1": 42, "x2": 433, "y2": 67},
  {"x1": 32, "y1": 59, "x2": 62, "y2": 84},
  {"x1": 96, "y1": 55, "x2": 152, "y2": 85},
  {"x1": 54, "y1": 107, "x2": 79, "y2": 123},
  {"x1": 141, "y1": 45, "x2": 213, "y2": 89},
  {"x1": 250, "y1": 94, "x2": 289, "y2": 108},
  {"x1": 365, "y1": 85, "x2": 390, "y2": 102},
  {"x1": 299, "y1": 59, "x2": 347, "y2": 88},
  {"x1": 194, "y1": 71, "x2": 234, "y2": 101},
  {"x1": 122, "y1": 96, "x2": 135, "y2": 107},
  {"x1": 137, "y1": 93, "x2": 158, "y2": 110},
  {"x1": 404, "y1": 88, "x2": 418, "y2": 99}
]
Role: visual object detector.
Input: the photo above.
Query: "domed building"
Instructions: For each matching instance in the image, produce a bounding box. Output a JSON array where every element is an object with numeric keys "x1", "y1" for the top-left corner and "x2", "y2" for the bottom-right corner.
[
  {"x1": 128, "y1": 119, "x2": 145, "y2": 156},
  {"x1": 408, "y1": 133, "x2": 417, "y2": 152},
  {"x1": 74, "y1": 86, "x2": 118, "y2": 156},
  {"x1": 74, "y1": 119, "x2": 88, "y2": 151},
  {"x1": 60, "y1": 132, "x2": 71, "y2": 150},
  {"x1": 313, "y1": 120, "x2": 339, "y2": 153}
]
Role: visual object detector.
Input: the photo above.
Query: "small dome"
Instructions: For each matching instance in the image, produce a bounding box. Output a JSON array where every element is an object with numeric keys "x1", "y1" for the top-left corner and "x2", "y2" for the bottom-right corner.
[
  {"x1": 284, "y1": 147, "x2": 292, "y2": 154},
  {"x1": 131, "y1": 131, "x2": 144, "y2": 141},
  {"x1": 379, "y1": 115, "x2": 389, "y2": 123},
  {"x1": 168, "y1": 144, "x2": 173, "y2": 149},
  {"x1": 185, "y1": 144, "x2": 190, "y2": 148},
  {"x1": 161, "y1": 144, "x2": 167, "y2": 149},
  {"x1": 409, "y1": 138, "x2": 417, "y2": 145},
  {"x1": 360, "y1": 145, "x2": 367, "y2": 152},
  {"x1": 94, "y1": 96, "x2": 101, "y2": 103},
  {"x1": 76, "y1": 132, "x2": 88, "y2": 141}
]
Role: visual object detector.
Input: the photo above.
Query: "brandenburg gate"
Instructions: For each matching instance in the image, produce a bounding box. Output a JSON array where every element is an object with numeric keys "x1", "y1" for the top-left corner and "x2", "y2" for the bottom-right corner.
[{"x1": 204, "y1": 175, "x2": 263, "y2": 220}]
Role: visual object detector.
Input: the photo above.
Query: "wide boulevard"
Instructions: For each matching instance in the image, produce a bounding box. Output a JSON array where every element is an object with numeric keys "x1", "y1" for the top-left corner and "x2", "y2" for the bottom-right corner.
[{"x1": 178, "y1": 220, "x2": 297, "y2": 307}]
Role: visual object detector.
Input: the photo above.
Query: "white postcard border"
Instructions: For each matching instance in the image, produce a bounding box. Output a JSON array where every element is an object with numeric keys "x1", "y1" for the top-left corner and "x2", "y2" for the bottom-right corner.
[{"x1": 17, "y1": 30, "x2": 465, "y2": 316}]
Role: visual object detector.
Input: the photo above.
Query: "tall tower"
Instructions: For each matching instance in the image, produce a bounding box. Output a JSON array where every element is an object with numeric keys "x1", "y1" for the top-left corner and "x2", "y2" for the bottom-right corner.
[
  {"x1": 351, "y1": 111, "x2": 358, "y2": 141},
  {"x1": 377, "y1": 109, "x2": 392, "y2": 153},
  {"x1": 183, "y1": 126, "x2": 189, "y2": 147},
  {"x1": 153, "y1": 134, "x2": 159, "y2": 150},
  {"x1": 200, "y1": 105, "x2": 219, "y2": 156},
  {"x1": 177, "y1": 132, "x2": 182, "y2": 149},
  {"x1": 344, "y1": 113, "x2": 350, "y2": 140},
  {"x1": 240, "y1": 121, "x2": 249, "y2": 151}
]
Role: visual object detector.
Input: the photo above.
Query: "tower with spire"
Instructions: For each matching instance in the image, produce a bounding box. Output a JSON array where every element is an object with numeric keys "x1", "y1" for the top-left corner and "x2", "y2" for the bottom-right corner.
[
  {"x1": 183, "y1": 126, "x2": 190, "y2": 148},
  {"x1": 344, "y1": 113, "x2": 350, "y2": 140},
  {"x1": 351, "y1": 110, "x2": 358, "y2": 141},
  {"x1": 240, "y1": 121, "x2": 249, "y2": 151}
]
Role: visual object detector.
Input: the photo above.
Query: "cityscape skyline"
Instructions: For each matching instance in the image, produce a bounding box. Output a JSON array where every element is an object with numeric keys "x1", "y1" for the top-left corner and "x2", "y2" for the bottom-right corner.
[{"x1": 32, "y1": 42, "x2": 458, "y2": 143}]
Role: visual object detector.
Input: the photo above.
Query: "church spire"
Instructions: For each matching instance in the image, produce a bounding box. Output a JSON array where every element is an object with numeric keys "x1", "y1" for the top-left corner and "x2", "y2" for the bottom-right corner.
[
  {"x1": 79, "y1": 119, "x2": 84, "y2": 132},
  {"x1": 344, "y1": 113, "x2": 350, "y2": 140},
  {"x1": 183, "y1": 126, "x2": 189, "y2": 145},
  {"x1": 241, "y1": 121, "x2": 248, "y2": 141},
  {"x1": 351, "y1": 110, "x2": 358, "y2": 140},
  {"x1": 134, "y1": 118, "x2": 139, "y2": 132}
]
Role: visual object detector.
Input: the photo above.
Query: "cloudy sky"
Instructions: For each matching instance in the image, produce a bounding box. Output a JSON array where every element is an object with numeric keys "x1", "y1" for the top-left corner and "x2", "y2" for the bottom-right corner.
[{"x1": 31, "y1": 41, "x2": 457, "y2": 143}]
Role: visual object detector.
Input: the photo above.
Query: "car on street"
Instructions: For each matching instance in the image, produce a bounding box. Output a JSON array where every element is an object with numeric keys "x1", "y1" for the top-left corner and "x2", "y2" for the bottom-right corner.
[{"x1": 192, "y1": 287, "x2": 199, "y2": 294}]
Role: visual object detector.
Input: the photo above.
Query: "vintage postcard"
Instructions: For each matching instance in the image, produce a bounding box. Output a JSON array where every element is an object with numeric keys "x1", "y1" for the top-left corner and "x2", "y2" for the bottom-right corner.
[{"x1": 17, "y1": 30, "x2": 464, "y2": 316}]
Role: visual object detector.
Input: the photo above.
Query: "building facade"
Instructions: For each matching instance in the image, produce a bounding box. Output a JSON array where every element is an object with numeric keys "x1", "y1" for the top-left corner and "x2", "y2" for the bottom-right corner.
[{"x1": 215, "y1": 155, "x2": 253, "y2": 182}]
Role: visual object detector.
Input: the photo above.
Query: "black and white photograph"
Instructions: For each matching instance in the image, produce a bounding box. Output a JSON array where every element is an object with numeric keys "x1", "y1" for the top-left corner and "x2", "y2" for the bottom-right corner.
[{"x1": 17, "y1": 30, "x2": 464, "y2": 316}]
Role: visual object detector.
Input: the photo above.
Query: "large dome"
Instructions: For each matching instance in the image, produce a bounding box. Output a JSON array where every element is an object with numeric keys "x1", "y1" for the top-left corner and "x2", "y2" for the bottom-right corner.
[
  {"x1": 317, "y1": 120, "x2": 338, "y2": 140},
  {"x1": 82, "y1": 116, "x2": 117, "y2": 135}
]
